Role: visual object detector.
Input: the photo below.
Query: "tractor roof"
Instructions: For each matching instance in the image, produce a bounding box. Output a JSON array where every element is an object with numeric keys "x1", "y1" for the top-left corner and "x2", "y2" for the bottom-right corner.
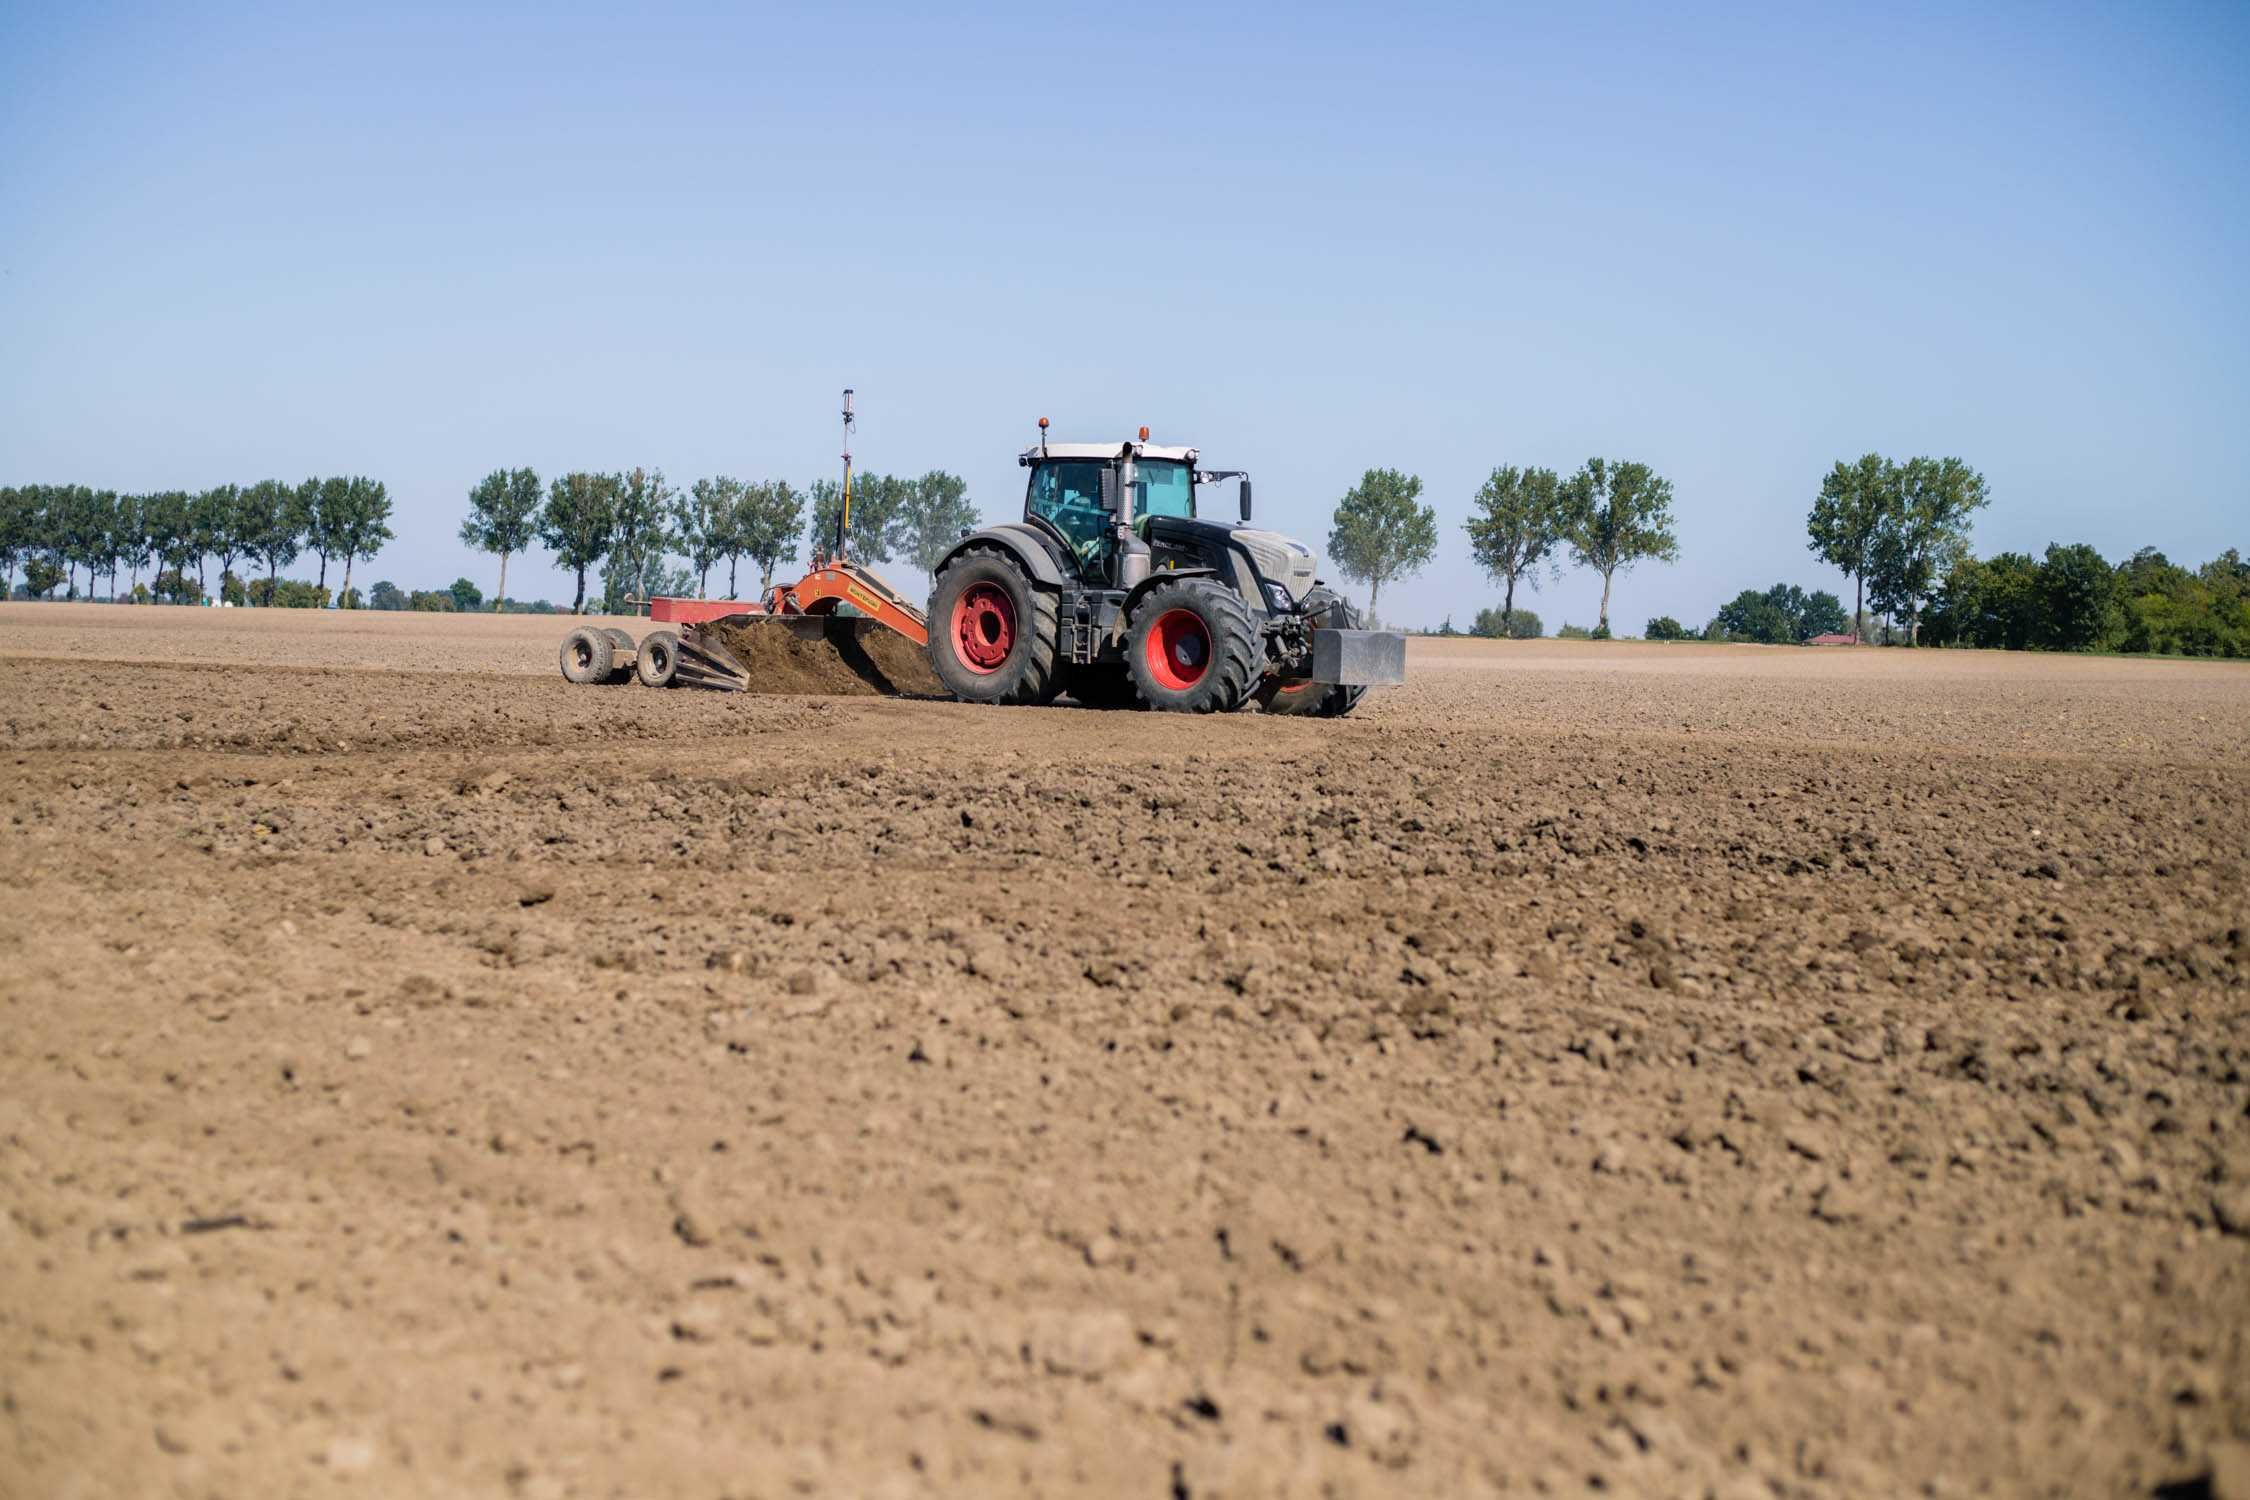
[{"x1": 1021, "y1": 441, "x2": 1199, "y2": 465}]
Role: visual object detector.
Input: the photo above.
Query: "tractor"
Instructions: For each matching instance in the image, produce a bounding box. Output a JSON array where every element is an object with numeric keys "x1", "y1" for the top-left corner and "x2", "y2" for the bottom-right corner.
[{"x1": 925, "y1": 422, "x2": 1405, "y2": 714}]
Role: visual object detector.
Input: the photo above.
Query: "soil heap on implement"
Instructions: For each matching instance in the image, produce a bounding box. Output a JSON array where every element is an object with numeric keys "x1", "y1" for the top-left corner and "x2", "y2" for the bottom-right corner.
[{"x1": 558, "y1": 395, "x2": 1406, "y2": 713}]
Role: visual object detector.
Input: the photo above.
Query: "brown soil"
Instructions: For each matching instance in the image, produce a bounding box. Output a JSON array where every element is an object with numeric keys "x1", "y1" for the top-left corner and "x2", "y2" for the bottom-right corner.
[
  {"x1": 702, "y1": 617, "x2": 946, "y2": 698},
  {"x1": 2, "y1": 603, "x2": 2247, "y2": 1498}
]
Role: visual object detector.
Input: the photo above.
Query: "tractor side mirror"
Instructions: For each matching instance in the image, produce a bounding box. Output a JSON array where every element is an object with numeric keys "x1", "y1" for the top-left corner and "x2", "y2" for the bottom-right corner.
[{"x1": 1239, "y1": 478, "x2": 1253, "y2": 523}]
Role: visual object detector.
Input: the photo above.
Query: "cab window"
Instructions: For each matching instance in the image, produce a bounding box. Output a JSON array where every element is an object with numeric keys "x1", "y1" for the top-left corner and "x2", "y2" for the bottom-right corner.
[
  {"x1": 1135, "y1": 461, "x2": 1194, "y2": 523},
  {"x1": 1029, "y1": 461, "x2": 1109, "y2": 572}
]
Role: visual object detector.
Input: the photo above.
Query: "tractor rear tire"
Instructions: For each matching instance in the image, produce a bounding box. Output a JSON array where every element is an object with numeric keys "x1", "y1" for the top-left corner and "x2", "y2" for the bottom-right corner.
[
  {"x1": 559, "y1": 627, "x2": 614, "y2": 685},
  {"x1": 636, "y1": 629, "x2": 681, "y2": 688},
  {"x1": 1125, "y1": 578, "x2": 1258, "y2": 714},
  {"x1": 927, "y1": 546, "x2": 1062, "y2": 706}
]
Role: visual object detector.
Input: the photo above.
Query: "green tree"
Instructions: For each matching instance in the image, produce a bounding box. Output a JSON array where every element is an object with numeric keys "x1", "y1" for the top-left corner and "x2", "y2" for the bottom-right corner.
[
  {"x1": 330, "y1": 477, "x2": 393, "y2": 605},
  {"x1": 0, "y1": 486, "x2": 32, "y2": 597},
  {"x1": 600, "y1": 467, "x2": 676, "y2": 613},
  {"x1": 368, "y1": 580, "x2": 406, "y2": 611},
  {"x1": 449, "y1": 576, "x2": 484, "y2": 612},
  {"x1": 300, "y1": 477, "x2": 345, "y2": 589},
  {"x1": 1716, "y1": 588, "x2": 1791, "y2": 644},
  {"x1": 676, "y1": 476, "x2": 742, "y2": 597},
  {"x1": 52, "y1": 485, "x2": 104, "y2": 598},
  {"x1": 1868, "y1": 456, "x2": 1986, "y2": 644},
  {"x1": 1645, "y1": 615, "x2": 1689, "y2": 640},
  {"x1": 110, "y1": 493, "x2": 154, "y2": 599},
  {"x1": 539, "y1": 472, "x2": 620, "y2": 614},
  {"x1": 1326, "y1": 468, "x2": 1438, "y2": 623},
  {"x1": 1806, "y1": 453, "x2": 1894, "y2": 640},
  {"x1": 1560, "y1": 459, "x2": 1678, "y2": 633},
  {"x1": 736, "y1": 480, "x2": 804, "y2": 592},
  {"x1": 144, "y1": 491, "x2": 199, "y2": 599},
  {"x1": 2035, "y1": 543, "x2": 2118, "y2": 651},
  {"x1": 88, "y1": 487, "x2": 125, "y2": 598},
  {"x1": 193, "y1": 485, "x2": 243, "y2": 600},
  {"x1": 460, "y1": 467, "x2": 543, "y2": 611},
  {"x1": 898, "y1": 470, "x2": 980, "y2": 576},
  {"x1": 1463, "y1": 464, "x2": 1566, "y2": 632},
  {"x1": 24, "y1": 553, "x2": 63, "y2": 599},
  {"x1": 239, "y1": 480, "x2": 304, "y2": 598}
]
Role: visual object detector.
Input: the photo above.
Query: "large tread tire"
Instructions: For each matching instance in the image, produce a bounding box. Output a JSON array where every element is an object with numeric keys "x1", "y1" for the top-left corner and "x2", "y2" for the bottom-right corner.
[
  {"x1": 636, "y1": 629, "x2": 681, "y2": 688},
  {"x1": 559, "y1": 627, "x2": 614, "y2": 685},
  {"x1": 1257, "y1": 587, "x2": 1368, "y2": 718},
  {"x1": 1125, "y1": 578, "x2": 1258, "y2": 714},
  {"x1": 602, "y1": 627, "x2": 635, "y2": 651},
  {"x1": 926, "y1": 546, "x2": 1062, "y2": 706}
]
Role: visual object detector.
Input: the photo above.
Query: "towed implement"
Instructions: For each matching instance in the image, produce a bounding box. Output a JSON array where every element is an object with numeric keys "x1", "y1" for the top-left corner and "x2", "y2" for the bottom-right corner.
[{"x1": 559, "y1": 395, "x2": 1406, "y2": 713}]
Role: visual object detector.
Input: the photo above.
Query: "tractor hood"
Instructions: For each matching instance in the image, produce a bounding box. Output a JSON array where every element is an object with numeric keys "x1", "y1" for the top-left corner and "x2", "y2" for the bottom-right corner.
[{"x1": 1156, "y1": 517, "x2": 1319, "y2": 605}]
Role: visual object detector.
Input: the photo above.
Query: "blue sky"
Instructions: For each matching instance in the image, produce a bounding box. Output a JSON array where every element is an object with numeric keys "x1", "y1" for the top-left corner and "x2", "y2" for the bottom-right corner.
[{"x1": 4, "y1": 1, "x2": 2245, "y2": 626}]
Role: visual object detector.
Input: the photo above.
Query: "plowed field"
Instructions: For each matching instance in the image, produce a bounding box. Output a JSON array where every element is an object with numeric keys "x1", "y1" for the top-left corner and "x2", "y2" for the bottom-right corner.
[{"x1": 3, "y1": 603, "x2": 2246, "y2": 1499}]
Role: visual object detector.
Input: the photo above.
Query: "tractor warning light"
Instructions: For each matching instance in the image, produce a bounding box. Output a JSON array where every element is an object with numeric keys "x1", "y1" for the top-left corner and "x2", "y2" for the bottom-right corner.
[{"x1": 1139, "y1": 425, "x2": 1150, "y2": 441}]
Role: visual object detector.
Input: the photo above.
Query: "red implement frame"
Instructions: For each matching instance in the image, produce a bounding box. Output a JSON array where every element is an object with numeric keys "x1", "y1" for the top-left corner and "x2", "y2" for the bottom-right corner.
[{"x1": 644, "y1": 560, "x2": 929, "y2": 647}]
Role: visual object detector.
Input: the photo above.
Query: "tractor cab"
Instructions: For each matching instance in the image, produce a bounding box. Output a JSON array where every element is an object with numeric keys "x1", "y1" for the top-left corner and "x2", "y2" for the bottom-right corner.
[{"x1": 1017, "y1": 425, "x2": 1254, "y2": 590}]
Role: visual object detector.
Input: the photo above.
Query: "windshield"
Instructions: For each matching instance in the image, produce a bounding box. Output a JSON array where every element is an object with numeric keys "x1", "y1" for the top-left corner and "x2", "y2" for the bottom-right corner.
[{"x1": 1134, "y1": 460, "x2": 1194, "y2": 521}]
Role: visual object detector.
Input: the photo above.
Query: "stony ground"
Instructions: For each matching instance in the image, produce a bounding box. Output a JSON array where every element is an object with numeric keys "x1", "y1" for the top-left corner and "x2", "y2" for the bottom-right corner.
[{"x1": 2, "y1": 604, "x2": 2246, "y2": 1499}]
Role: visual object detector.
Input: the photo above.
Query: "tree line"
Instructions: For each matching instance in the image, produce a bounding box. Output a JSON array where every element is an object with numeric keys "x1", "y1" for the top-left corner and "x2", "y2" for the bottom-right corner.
[
  {"x1": 1324, "y1": 457, "x2": 1681, "y2": 634},
  {"x1": 1921, "y1": 544, "x2": 2249, "y2": 656},
  {"x1": 0, "y1": 480, "x2": 393, "y2": 604},
  {"x1": 459, "y1": 466, "x2": 980, "y2": 614}
]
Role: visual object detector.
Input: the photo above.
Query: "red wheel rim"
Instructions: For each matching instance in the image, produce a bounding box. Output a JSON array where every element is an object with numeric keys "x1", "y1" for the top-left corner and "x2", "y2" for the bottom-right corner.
[
  {"x1": 1144, "y1": 608, "x2": 1212, "y2": 691},
  {"x1": 951, "y1": 583, "x2": 1015, "y2": 674}
]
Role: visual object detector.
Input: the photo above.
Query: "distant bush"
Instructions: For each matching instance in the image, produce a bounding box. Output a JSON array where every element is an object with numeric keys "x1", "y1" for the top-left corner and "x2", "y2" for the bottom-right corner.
[
  {"x1": 1645, "y1": 615, "x2": 1690, "y2": 640},
  {"x1": 1556, "y1": 623, "x2": 1593, "y2": 640},
  {"x1": 338, "y1": 586, "x2": 364, "y2": 610},
  {"x1": 220, "y1": 570, "x2": 248, "y2": 607},
  {"x1": 1589, "y1": 622, "x2": 1612, "y2": 640},
  {"x1": 368, "y1": 581, "x2": 406, "y2": 611},
  {"x1": 1472, "y1": 606, "x2": 1541, "y2": 639},
  {"x1": 23, "y1": 556, "x2": 62, "y2": 599},
  {"x1": 448, "y1": 577, "x2": 484, "y2": 612},
  {"x1": 409, "y1": 589, "x2": 458, "y2": 612},
  {"x1": 499, "y1": 598, "x2": 564, "y2": 615},
  {"x1": 246, "y1": 578, "x2": 330, "y2": 608},
  {"x1": 1714, "y1": 583, "x2": 1849, "y2": 644},
  {"x1": 154, "y1": 569, "x2": 203, "y2": 605}
]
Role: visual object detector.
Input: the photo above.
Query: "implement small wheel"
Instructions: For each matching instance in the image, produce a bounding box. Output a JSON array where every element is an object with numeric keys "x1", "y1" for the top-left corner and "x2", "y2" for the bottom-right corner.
[
  {"x1": 636, "y1": 629, "x2": 680, "y2": 688},
  {"x1": 1125, "y1": 578, "x2": 1259, "y2": 714},
  {"x1": 559, "y1": 627, "x2": 614, "y2": 685},
  {"x1": 600, "y1": 628, "x2": 637, "y2": 682}
]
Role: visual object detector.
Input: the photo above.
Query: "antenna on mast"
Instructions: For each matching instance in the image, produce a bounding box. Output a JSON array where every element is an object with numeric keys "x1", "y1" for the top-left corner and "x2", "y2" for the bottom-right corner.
[{"x1": 834, "y1": 387, "x2": 856, "y2": 561}]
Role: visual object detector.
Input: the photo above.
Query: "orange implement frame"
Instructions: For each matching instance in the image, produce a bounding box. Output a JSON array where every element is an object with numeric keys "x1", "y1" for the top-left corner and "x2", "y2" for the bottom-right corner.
[
  {"x1": 763, "y1": 559, "x2": 929, "y2": 648},
  {"x1": 643, "y1": 561, "x2": 929, "y2": 647}
]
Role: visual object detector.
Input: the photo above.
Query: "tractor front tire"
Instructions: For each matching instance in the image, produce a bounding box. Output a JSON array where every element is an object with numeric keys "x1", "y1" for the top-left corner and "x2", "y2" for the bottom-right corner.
[
  {"x1": 559, "y1": 627, "x2": 614, "y2": 685},
  {"x1": 1125, "y1": 578, "x2": 1258, "y2": 714},
  {"x1": 927, "y1": 547, "x2": 1062, "y2": 705},
  {"x1": 1258, "y1": 588, "x2": 1368, "y2": 718}
]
